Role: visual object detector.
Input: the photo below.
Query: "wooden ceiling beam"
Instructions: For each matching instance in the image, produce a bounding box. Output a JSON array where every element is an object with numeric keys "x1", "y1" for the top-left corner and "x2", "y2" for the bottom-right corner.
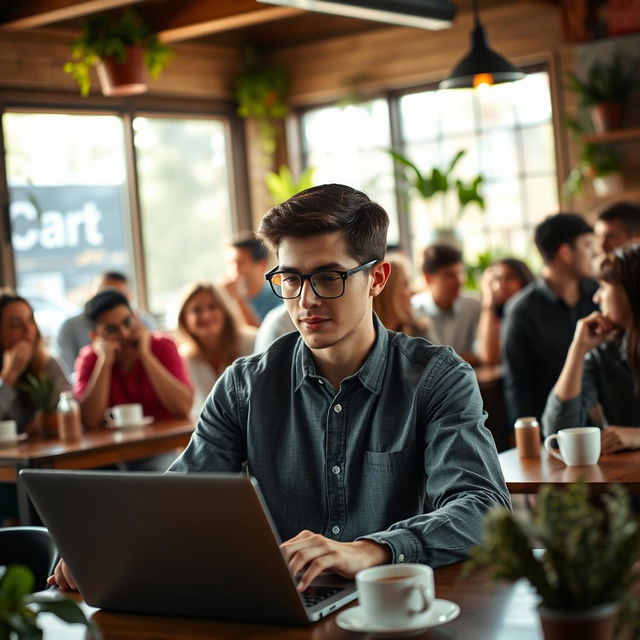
[
  {"x1": 152, "y1": 1, "x2": 304, "y2": 44},
  {"x1": 0, "y1": 0, "x2": 145, "y2": 30}
]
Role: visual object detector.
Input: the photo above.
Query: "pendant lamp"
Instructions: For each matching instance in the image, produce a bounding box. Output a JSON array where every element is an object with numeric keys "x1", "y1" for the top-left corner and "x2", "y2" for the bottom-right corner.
[{"x1": 440, "y1": 0, "x2": 524, "y2": 89}]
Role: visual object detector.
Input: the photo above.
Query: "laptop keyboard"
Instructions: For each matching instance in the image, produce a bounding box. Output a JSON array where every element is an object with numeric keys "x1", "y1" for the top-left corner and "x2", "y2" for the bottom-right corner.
[{"x1": 302, "y1": 585, "x2": 343, "y2": 608}]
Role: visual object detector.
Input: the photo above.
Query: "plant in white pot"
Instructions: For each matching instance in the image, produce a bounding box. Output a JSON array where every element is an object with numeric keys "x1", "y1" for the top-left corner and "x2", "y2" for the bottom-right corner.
[
  {"x1": 388, "y1": 149, "x2": 485, "y2": 249},
  {"x1": 64, "y1": 9, "x2": 172, "y2": 97},
  {"x1": 467, "y1": 482, "x2": 640, "y2": 640},
  {"x1": 563, "y1": 142, "x2": 624, "y2": 200}
]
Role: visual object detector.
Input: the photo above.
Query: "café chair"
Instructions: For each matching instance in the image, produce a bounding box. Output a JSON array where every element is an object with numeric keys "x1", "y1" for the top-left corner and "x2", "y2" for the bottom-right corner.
[{"x1": 0, "y1": 526, "x2": 57, "y2": 591}]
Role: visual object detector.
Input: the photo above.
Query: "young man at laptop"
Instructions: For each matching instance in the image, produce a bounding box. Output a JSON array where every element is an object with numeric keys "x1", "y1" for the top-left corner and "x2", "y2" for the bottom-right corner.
[{"x1": 51, "y1": 184, "x2": 509, "y2": 593}]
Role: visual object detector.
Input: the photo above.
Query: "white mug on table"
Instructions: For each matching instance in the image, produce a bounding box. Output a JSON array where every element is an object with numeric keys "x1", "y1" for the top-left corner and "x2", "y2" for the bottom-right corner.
[
  {"x1": 105, "y1": 403, "x2": 143, "y2": 427},
  {"x1": 543, "y1": 427, "x2": 601, "y2": 466}
]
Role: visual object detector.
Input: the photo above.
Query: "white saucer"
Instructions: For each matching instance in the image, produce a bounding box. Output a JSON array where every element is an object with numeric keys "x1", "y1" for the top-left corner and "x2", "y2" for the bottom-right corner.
[
  {"x1": 0, "y1": 433, "x2": 28, "y2": 447},
  {"x1": 107, "y1": 416, "x2": 154, "y2": 430},
  {"x1": 336, "y1": 599, "x2": 460, "y2": 638}
]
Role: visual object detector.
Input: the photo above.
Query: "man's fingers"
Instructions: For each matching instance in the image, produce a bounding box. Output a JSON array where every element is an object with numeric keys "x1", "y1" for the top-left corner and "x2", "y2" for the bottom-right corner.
[
  {"x1": 288, "y1": 542, "x2": 331, "y2": 578},
  {"x1": 297, "y1": 555, "x2": 336, "y2": 592}
]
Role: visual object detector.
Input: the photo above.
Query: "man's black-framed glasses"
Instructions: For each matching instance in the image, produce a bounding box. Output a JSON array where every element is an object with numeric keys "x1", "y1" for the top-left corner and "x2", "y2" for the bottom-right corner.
[{"x1": 265, "y1": 259, "x2": 379, "y2": 300}]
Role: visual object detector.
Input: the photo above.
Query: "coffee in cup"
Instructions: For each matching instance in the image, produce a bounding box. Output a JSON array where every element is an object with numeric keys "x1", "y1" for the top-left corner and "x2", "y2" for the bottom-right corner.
[
  {"x1": 105, "y1": 403, "x2": 144, "y2": 427},
  {"x1": 543, "y1": 427, "x2": 601, "y2": 466},
  {"x1": 0, "y1": 420, "x2": 17, "y2": 442},
  {"x1": 356, "y1": 564, "x2": 434, "y2": 629}
]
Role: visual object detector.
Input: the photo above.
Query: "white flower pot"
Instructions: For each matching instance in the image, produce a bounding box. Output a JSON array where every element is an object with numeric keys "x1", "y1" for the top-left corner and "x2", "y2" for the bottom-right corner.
[{"x1": 593, "y1": 173, "x2": 624, "y2": 197}]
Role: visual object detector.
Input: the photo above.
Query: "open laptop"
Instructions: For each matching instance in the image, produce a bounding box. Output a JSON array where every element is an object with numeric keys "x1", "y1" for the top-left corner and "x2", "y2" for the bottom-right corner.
[{"x1": 20, "y1": 470, "x2": 357, "y2": 624}]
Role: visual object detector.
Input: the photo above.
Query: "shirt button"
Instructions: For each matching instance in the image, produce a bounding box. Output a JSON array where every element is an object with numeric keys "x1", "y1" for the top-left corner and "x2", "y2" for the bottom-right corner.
[
  {"x1": 333, "y1": 404, "x2": 342, "y2": 414},
  {"x1": 332, "y1": 525, "x2": 340, "y2": 535},
  {"x1": 318, "y1": 380, "x2": 324, "y2": 385},
  {"x1": 331, "y1": 465, "x2": 341, "y2": 475},
  {"x1": 398, "y1": 554, "x2": 405, "y2": 562}
]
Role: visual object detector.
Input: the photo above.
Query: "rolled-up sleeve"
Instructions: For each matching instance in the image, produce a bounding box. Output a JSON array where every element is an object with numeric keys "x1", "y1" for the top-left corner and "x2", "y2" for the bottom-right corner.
[{"x1": 361, "y1": 355, "x2": 511, "y2": 567}]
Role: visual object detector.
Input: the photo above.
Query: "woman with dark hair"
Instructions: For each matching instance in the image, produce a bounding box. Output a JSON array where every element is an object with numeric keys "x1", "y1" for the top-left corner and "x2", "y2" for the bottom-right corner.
[
  {"x1": 0, "y1": 290, "x2": 69, "y2": 431},
  {"x1": 177, "y1": 283, "x2": 255, "y2": 414},
  {"x1": 0, "y1": 290, "x2": 68, "y2": 525},
  {"x1": 373, "y1": 254, "x2": 437, "y2": 341},
  {"x1": 542, "y1": 245, "x2": 640, "y2": 452},
  {"x1": 476, "y1": 258, "x2": 535, "y2": 365}
]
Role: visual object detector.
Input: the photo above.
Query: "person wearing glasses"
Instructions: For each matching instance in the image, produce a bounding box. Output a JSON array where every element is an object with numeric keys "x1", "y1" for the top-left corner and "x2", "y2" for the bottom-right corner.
[
  {"x1": 51, "y1": 184, "x2": 508, "y2": 593},
  {"x1": 74, "y1": 290, "x2": 193, "y2": 431}
]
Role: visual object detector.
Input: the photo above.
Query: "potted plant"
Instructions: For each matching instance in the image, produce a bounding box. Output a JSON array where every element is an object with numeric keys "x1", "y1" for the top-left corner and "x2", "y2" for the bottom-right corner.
[
  {"x1": 64, "y1": 9, "x2": 173, "y2": 97},
  {"x1": 0, "y1": 564, "x2": 101, "y2": 639},
  {"x1": 18, "y1": 374, "x2": 61, "y2": 438},
  {"x1": 467, "y1": 482, "x2": 640, "y2": 640},
  {"x1": 563, "y1": 142, "x2": 623, "y2": 200},
  {"x1": 388, "y1": 149, "x2": 485, "y2": 248},
  {"x1": 265, "y1": 165, "x2": 315, "y2": 204},
  {"x1": 566, "y1": 53, "x2": 639, "y2": 132}
]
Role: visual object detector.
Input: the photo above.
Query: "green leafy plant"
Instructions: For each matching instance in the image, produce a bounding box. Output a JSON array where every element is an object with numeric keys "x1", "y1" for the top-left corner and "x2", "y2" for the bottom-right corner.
[
  {"x1": 563, "y1": 142, "x2": 622, "y2": 199},
  {"x1": 567, "y1": 54, "x2": 639, "y2": 106},
  {"x1": 388, "y1": 149, "x2": 485, "y2": 230},
  {"x1": 265, "y1": 166, "x2": 315, "y2": 204},
  {"x1": 18, "y1": 374, "x2": 60, "y2": 414},
  {"x1": 64, "y1": 9, "x2": 173, "y2": 96},
  {"x1": 467, "y1": 483, "x2": 640, "y2": 635},
  {"x1": 0, "y1": 564, "x2": 101, "y2": 639}
]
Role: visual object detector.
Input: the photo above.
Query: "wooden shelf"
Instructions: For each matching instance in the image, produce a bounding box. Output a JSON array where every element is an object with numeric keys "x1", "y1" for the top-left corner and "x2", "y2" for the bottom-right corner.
[{"x1": 583, "y1": 127, "x2": 640, "y2": 144}]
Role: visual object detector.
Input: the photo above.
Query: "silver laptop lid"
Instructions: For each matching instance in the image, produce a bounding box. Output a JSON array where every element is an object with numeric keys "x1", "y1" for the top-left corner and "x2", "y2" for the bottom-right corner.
[{"x1": 21, "y1": 470, "x2": 356, "y2": 624}]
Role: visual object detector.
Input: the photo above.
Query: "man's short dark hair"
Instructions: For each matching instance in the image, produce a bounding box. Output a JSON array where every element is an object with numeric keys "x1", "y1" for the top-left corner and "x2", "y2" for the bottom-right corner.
[
  {"x1": 100, "y1": 270, "x2": 128, "y2": 283},
  {"x1": 421, "y1": 244, "x2": 463, "y2": 275},
  {"x1": 232, "y1": 232, "x2": 269, "y2": 262},
  {"x1": 257, "y1": 184, "x2": 389, "y2": 264},
  {"x1": 534, "y1": 213, "x2": 593, "y2": 264},
  {"x1": 85, "y1": 290, "x2": 130, "y2": 327},
  {"x1": 597, "y1": 201, "x2": 640, "y2": 236}
]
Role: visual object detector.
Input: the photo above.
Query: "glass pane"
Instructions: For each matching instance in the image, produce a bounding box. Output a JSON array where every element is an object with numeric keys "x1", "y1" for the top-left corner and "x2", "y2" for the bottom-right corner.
[
  {"x1": 521, "y1": 123, "x2": 556, "y2": 173},
  {"x1": 482, "y1": 180, "x2": 523, "y2": 229},
  {"x1": 302, "y1": 100, "x2": 399, "y2": 245},
  {"x1": 480, "y1": 129, "x2": 519, "y2": 180},
  {"x1": 399, "y1": 91, "x2": 440, "y2": 142},
  {"x1": 134, "y1": 116, "x2": 234, "y2": 326},
  {"x1": 477, "y1": 82, "x2": 516, "y2": 129},
  {"x1": 515, "y1": 72, "x2": 553, "y2": 125},
  {"x1": 523, "y1": 175, "x2": 559, "y2": 226},
  {"x1": 3, "y1": 112, "x2": 133, "y2": 341},
  {"x1": 436, "y1": 88, "x2": 476, "y2": 135}
]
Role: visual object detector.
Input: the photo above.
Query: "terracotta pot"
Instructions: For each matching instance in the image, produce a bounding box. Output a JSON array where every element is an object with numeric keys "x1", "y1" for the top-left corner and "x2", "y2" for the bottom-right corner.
[
  {"x1": 590, "y1": 102, "x2": 627, "y2": 133},
  {"x1": 96, "y1": 44, "x2": 148, "y2": 97},
  {"x1": 35, "y1": 411, "x2": 59, "y2": 439},
  {"x1": 538, "y1": 603, "x2": 618, "y2": 640}
]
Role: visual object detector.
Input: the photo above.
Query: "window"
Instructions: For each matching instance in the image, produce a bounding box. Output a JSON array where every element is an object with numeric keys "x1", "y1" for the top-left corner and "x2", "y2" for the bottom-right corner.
[
  {"x1": 134, "y1": 116, "x2": 234, "y2": 325},
  {"x1": 301, "y1": 100, "x2": 400, "y2": 246},
  {"x1": 399, "y1": 71, "x2": 558, "y2": 259},
  {"x1": 3, "y1": 112, "x2": 133, "y2": 339}
]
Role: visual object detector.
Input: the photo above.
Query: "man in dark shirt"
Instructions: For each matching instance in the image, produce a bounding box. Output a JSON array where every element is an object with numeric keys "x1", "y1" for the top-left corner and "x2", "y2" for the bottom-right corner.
[
  {"x1": 502, "y1": 213, "x2": 598, "y2": 427},
  {"x1": 594, "y1": 201, "x2": 640, "y2": 255},
  {"x1": 51, "y1": 184, "x2": 509, "y2": 593}
]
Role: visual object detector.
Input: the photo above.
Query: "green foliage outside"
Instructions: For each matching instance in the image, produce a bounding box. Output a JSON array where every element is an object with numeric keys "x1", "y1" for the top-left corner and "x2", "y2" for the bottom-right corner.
[
  {"x1": 388, "y1": 149, "x2": 485, "y2": 231},
  {"x1": 0, "y1": 564, "x2": 101, "y2": 639},
  {"x1": 265, "y1": 166, "x2": 315, "y2": 205},
  {"x1": 17, "y1": 374, "x2": 60, "y2": 414},
  {"x1": 64, "y1": 10, "x2": 173, "y2": 96},
  {"x1": 467, "y1": 482, "x2": 640, "y2": 637}
]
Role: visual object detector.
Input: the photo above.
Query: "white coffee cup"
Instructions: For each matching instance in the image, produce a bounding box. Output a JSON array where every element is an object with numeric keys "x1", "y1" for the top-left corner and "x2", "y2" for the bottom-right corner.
[
  {"x1": 544, "y1": 427, "x2": 601, "y2": 466},
  {"x1": 0, "y1": 420, "x2": 17, "y2": 442},
  {"x1": 356, "y1": 564, "x2": 434, "y2": 629},
  {"x1": 105, "y1": 403, "x2": 143, "y2": 427}
]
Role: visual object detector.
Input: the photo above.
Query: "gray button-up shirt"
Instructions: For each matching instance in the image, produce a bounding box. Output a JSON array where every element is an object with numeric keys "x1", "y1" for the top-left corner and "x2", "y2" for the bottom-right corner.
[{"x1": 169, "y1": 316, "x2": 510, "y2": 567}]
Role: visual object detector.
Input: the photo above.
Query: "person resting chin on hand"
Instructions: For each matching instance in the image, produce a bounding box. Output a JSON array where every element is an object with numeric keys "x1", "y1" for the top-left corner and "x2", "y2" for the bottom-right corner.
[{"x1": 542, "y1": 246, "x2": 640, "y2": 448}]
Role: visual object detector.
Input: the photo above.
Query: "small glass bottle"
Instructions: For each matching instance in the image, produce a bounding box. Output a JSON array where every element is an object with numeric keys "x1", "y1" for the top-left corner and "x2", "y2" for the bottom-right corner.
[
  {"x1": 514, "y1": 416, "x2": 541, "y2": 458},
  {"x1": 57, "y1": 391, "x2": 83, "y2": 442}
]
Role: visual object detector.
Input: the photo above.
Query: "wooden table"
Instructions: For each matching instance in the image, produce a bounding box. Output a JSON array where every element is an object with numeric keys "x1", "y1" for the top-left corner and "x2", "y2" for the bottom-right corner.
[
  {"x1": 499, "y1": 446, "x2": 640, "y2": 494},
  {"x1": 39, "y1": 562, "x2": 542, "y2": 640},
  {"x1": 0, "y1": 419, "x2": 195, "y2": 524}
]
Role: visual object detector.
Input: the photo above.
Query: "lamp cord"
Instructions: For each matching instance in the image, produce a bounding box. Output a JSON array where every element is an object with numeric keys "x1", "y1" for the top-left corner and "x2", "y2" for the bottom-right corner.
[{"x1": 472, "y1": 0, "x2": 480, "y2": 26}]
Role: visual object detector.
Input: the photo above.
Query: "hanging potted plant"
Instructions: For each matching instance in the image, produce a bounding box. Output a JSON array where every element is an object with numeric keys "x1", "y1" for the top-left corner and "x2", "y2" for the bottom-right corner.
[
  {"x1": 265, "y1": 165, "x2": 315, "y2": 204},
  {"x1": 566, "y1": 53, "x2": 639, "y2": 133},
  {"x1": 466, "y1": 482, "x2": 640, "y2": 640},
  {"x1": 64, "y1": 9, "x2": 173, "y2": 97},
  {"x1": 563, "y1": 142, "x2": 623, "y2": 200},
  {"x1": 388, "y1": 149, "x2": 485, "y2": 249}
]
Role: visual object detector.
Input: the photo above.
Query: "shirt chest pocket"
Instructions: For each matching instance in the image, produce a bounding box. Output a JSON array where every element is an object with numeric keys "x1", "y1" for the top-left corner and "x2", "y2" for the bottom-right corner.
[{"x1": 365, "y1": 447, "x2": 418, "y2": 469}]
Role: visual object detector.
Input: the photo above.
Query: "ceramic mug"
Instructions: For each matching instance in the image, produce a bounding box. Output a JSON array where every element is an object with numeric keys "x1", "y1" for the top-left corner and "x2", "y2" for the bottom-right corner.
[
  {"x1": 105, "y1": 403, "x2": 143, "y2": 427},
  {"x1": 0, "y1": 420, "x2": 17, "y2": 442},
  {"x1": 356, "y1": 564, "x2": 434, "y2": 629},
  {"x1": 544, "y1": 427, "x2": 601, "y2": 466}
]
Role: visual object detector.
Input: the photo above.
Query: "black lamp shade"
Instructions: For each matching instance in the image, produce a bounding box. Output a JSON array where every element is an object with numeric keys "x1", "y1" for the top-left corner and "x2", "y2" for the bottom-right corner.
[{"x1": 440, "y1": 24, "x2": 525, "y2": 89}]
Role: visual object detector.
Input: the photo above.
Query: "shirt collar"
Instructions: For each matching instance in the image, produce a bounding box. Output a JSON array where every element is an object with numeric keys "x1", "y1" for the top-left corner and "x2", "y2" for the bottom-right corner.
[
  {"x1": 537, "y1": 277, "x2": 595, "y2": 304},
  {"x1": 293, "y1": 313, "x2": 388, "y2": 394},
  {"x1": 423, "y1": 291, "x2": 460, "y2": 316}
]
